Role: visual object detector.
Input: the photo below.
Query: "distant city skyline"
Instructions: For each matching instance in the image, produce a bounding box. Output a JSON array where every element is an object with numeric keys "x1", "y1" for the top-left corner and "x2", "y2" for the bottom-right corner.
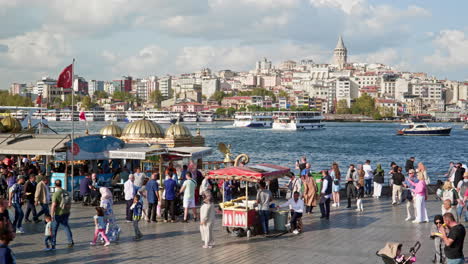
[{"x1": 1, "y1": 0, "x2": 468, "y2": 89}]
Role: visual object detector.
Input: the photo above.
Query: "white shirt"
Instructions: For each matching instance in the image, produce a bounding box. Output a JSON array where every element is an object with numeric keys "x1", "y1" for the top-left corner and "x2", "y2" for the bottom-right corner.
[
  {"x1": 279, "y1": 198, "x2": 304, "y2": 213},
  {"x1": 124, "y1": 180, "x2": 135, "y2": 201},
  {"x1": 132, "y1": 172, "x2": 146, "y2": 187},
  {"x1": 321, "y1": 179, "x2": 331, "y2": 199},
  {"x1": 363, "y1": 164, "x2": 373, "y2": 179}
]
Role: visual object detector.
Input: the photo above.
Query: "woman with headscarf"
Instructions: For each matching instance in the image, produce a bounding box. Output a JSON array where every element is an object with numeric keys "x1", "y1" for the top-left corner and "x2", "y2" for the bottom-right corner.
[
  {"x1": 416, "y1": 162, "x2": 430, "y2": 185},
  {"x1": 199, "y1": 190, "x2": 215, "y2": 248},
  {"x1": 99, "y1": 187, "x2": 120, "y2": 242},
  {"x1": 373, "y1": 164, "x2": 385, "y2": 198},
  {"x1": 303, "y1": 173, "x2": 318, "y2": 214},
  {"x1": 330, "y1": 163, "x2": 341, "y2": 207}
]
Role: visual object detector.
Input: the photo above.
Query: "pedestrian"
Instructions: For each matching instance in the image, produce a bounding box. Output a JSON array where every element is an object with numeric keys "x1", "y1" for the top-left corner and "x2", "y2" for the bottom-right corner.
[
  {"x1": 34, "y1": 177, "x2": 50, "y2": 221},
  {"x1": 319, "y1": 170, "x2": 332, "y2": 220},
  {"x1": 373, "y1": 164, "x2": 384, "y2": 198},
  {"x1": 130, "y1": 195, "x2": 143, "y2": 240},
  {"x1": 179, "y1": 172, "x2": 197, "y2": 222},
  {"x1": 408, "y1": 172, "x2": 429, "y2": 223},
  {"x1": 363, "y1": 160, "x2": 373, "y2": 197},
  {"x1": 99, "y1": 187, "x2": 120, "y2": 242},
  {"x1": 79, "y1": 173, "x2": 93, "y2": 206},
  {"x1": 90, "y1": 207, "x2": 110, "y2": 246},
  {"x1": 8, "y1": 176, "x2": 25, "y2": 233},
  {"x1": 356, "y1": 182, "x2": 364, "y2": 212},
  {"x1": 137, "y1": 178, "x2": 149, "y2": 221},
  {"x1": 287, "y1": 173, "x2": 302, "y2": 199},
  {"x1": 164, "y1": 174, "x2": 177, "y2": 223},
  {"x1": 417, "y1": 162, "x2": 430, "y2": 185},
  {"x1": 278, "y1": 191, "x2": 304, "y2": 234},
  {"x1": 439, "y1": 212, "x2": 465, "y2": 264},
  {"x1": 131, "y1": 167, "x2": 147, "y2": 189},
  {"x1": 330, "y1": 162, "x2": 341, "y2": 207},
  {"x1": 357, "y1": 164, "x2": 365, "y2": 186},
  {"x1": 446, "y1": 162, "x2": 456, "y2": 183},
  {"x1": 303, "y1": 172, "x2": 318, "y2": 213},
  {"x1": 0, "y1": 199, "x2": 10, "y2": 224},
  {"x1": 405, "y1": 157, "x2": 415, "y2": 173},
  {"x1": 223, "y1": 180, "x2": 234, "y2": 202},
  {"x1": 124, "y1": 175, "x2": 136, "y2": 222},
  {"x1": 199, "y1": 190, "x2": 215, "y2": 248},
  {"x1": 442, "y1": 199, "x2": 457, "y2": 217},
  {"x1": 439, "y1": 181, "x2": 460, "y2": 220},
  {"x1": 295, "y1": 156, "x2": 307, "y2": 173},
  {"x1": 403, "y1": 169, "x2": 417, "y2": 221},
  {"x1": 256, "y1": 181, "x2": 272, "y2": 236},
  {"x1": 0, "y1": 220, "x2": 16, "y2": 264},
  {"x1": 23, "y1": 175, "x2": 38, "y2": 223},
  {"x1": 345, "y1": 164, "x2": 358, "y2": 209},
  {"x1": 430, "y1": 215, "x2": 445, "y2": 264},
  {"x1": 453, "y1": 163, "x2": 465, "y2": 188},
  {"x1": 391, "y1": 166, "x2": 405, "y2": 205},
  {"x1": 455, "y1": 172, "x2": 468, "y2": 222},
  {"x1": 50, "y1": 179, "x2": 74, "y2": 249},
  {"x1": 146, "y1": 173, "x2": 160, "y2": 223},
  {"x1": 43, "y1": 215, "x2": 53, "y2": 251}
]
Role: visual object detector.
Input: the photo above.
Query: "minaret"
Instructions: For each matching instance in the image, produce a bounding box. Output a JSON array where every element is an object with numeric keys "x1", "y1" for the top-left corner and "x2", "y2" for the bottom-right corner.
[{"x1": 333, "y1": 35, "x2": 347, "y2": 70}]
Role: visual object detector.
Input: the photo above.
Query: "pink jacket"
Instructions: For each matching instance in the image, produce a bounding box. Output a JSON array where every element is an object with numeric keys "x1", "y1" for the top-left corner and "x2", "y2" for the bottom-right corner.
[{"x1": 409, "y1": 179, "x2": 426, "y2": 196}]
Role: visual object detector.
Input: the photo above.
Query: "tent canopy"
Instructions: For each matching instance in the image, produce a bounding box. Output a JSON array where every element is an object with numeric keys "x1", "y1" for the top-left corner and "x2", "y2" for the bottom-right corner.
[
  {"x1": 108, "y1": 145, "x2": 212, "y2": 160},
  {"x1": 0, "y1": 133, "x2": 69, "y2": 156},
  {"x1": 207, "y1": 163, "x2": 290, "y2": 182}
]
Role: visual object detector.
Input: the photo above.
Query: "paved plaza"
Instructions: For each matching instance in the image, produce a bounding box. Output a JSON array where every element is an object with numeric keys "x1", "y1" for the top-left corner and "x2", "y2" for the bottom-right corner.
[{"x1": 10, "y1": 196, "x2": 468, "y2": 264}]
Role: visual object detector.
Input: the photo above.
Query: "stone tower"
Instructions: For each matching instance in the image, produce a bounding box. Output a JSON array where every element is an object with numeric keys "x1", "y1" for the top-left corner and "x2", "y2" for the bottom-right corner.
[{"x1": 333, "y1": 35, "x2": 347, "y2": 70}]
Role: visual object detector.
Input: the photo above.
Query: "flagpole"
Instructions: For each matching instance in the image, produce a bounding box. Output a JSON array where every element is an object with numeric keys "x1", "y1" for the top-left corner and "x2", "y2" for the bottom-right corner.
[{"x1": 71, "y1": 58, "x2": 75, "y2": 195}]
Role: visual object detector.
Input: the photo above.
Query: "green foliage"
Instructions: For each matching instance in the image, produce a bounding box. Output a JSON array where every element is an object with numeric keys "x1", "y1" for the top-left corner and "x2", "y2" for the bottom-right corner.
[
  {"x1": 81, "y1": 96, "x2": 93, "y2": 110},
  {"x1": 0, "y1": 91, "x2": 33, "y2": 107},
  {"x1": 226, "y1": 107, "x2": 236, "y2": 116},
  {"x1": 350, "y1": 93, "x2": 375, "y2": 116},
  {"x1": 210, "y1": 91, "x2": 226, "y2": 105},
  {"x1": 215, "y1": 108, "x2": 226, "y2": 116},
  {"x1": 336, "y1": 99, "x2": 351, "y2": 114},
  {"x1": 149, "y1": 90, "x2": 163, "y2": 107},
  {"x1": 238, "y1": 107, "x2": 247, "y2": 112},
  {"x1": 237, "y1": 87, "x2": 276, "y2": 102},
  {"x1": 290, "y1": 105, "x2": 313, "y2": 111},
  {"x1": 277, "y1": 90, "x2": 289, "y2": 99},
  {"x1": 61, "y1": 94, "x2": 82, "y2": 108},
  {"x1": 112, "y1": 91, "x2": 135, "y2": 102},
  {"x1": 94, "y1": 90, "x2": 108, "y2": 99}
]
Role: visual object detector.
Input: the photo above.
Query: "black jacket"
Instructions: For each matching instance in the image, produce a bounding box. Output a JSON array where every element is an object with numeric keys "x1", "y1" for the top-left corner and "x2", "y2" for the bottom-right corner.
[
  {"x1": 373, "y1": 170, "x2": 385, "y2": 184},
  {"x1": 392, "y1": 172, "x2": 405, "y2": 186},
  {"x1": 454, "y1": 167, "x2": 466, "y2": 188},
  {"x1": 405, "y1": 160, "x2": 414, "y2": 173},
  {"x1": 23, "y1": 180, "x2": 37, "y2": 201}
]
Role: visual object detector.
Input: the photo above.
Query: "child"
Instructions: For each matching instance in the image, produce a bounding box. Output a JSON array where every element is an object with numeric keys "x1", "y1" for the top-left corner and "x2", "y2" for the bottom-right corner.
[
  {"x1": 355, "y1": 183, "x2": 364, "y2": 212},
  {"x1": 0, "y1": 220, "x2": 16, "y2": 263},
  {"x1": 430, "y1": 215, "x2": 445, "y2": 264},
  {"x1": 441, "y1": 199, "x2": 457, "y2": 221},
  {"x1": 130, "y1": 195, "x2": 143, "y2": 240},
  {"x1": 43, "y1": 215, "x2": 53, "y2": 251},
  {"x1": 90, "y1": 207, "x2": 110, "y2": 246}
]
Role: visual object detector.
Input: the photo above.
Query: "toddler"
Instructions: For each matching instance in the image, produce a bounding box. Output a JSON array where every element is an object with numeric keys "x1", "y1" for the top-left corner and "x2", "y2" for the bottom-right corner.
[
  {"x1": 43, "y1": 215, "x2": 53, "y2": 251},
  {"x1": 355, "y1": 183, "x2": 364, "y2": 212},
  {"x1": 130, "y1": 195, "x2": 143, "y2": 240},
  {"x1": 90, "y1": 207, "x2": 110, "y2": 246}
]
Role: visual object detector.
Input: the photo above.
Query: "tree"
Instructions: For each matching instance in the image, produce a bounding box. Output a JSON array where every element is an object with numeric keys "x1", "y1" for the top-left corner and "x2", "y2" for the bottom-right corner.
[
  {"x1": 210, "y1": 91, "x2": 226, "y2": 105},
  {"x1": 336, "y1": 99, "x2": 351, "y2": 114},
  {"x1": 0, "y1": 91, "x2": 33, "y2": 107},
  {"x1": 247, "y1": 105, "x2": 262, "y2": 112},
  {"x1": 112, "y1": 91, "x2": 134, "y2": 102},
  {"x1": 278, "y1": 90, "x2": 289, "y2": 100},
  {"x1": 215, "y1": 108, "x2": 226, "y2": 116},
  {"x1": 94, "y1": 90, "x2": 108, "y2": 99},
  {"x1": 226, "y1": 107, "x2": 236, "y2": 117},
  {"x1": 61, "y1": 94, "x2": 82, "y2": 108},
  {"x1": 351, "y1": 93, "x2": 375, "y2": 116},
  {"x1": 149, "y1": 90, "x2": 163, "y2": 108},
  {"x1": 81, "y1": 96, "x2": 93, "y2": 110}
]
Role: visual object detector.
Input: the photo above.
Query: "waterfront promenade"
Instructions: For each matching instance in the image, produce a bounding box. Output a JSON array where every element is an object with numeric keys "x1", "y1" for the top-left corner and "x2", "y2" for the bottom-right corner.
[{"x1": 10, "y1": 195, "x2": 468, "y2": 264}]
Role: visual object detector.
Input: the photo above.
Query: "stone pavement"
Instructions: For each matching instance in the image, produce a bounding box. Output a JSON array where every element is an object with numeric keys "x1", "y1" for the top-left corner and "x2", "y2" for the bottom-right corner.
[{"x1": 9, "y1": 196, "x2": 468, "y2": 264}]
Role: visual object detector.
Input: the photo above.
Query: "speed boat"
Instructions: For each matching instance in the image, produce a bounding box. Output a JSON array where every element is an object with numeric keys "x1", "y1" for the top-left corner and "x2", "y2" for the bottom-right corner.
[{"x1": 397, "y1": 122, "x2": 451, "y2": 136}]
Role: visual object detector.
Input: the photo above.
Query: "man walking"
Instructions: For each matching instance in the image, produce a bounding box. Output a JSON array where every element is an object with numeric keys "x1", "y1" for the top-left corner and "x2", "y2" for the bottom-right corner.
[
  {"x1": 146, "y1": 173, "x2": 160, "y2": 223},
  {"x1": 179, "y1": 172, "x2": 197, "y2": 222},
  {"x1": 24, "y1": 175, "x2": 39, "y2": 223},
  {"x1": 164, "y1": 174, "x2": 177, "y2": 222},
  {"x1": 124, "y1": 175, "x2": 136, "y2": 222},
  {"x1": 9, "y1": 176, "x2": 25, "y2": 233},
  {"x1": 50, "y1": 179, "x2": 74, "y2": 249},
  {"x1": 35, "y1": 176, "x2": 50, "y2": 220},
  {"x1": 391, "y1": 166, "x2": 405, "y2": 205},
  {"x1": 439, "y1": 212, "x2": 465, "y2": 264},
  {"x1": 319, "y1": 170, "x2": 332, "y2": 220},
  {"x1": 256, "y1": 181, "x2": 272, "y2": 236},
  {"x1": 363, "y1": 160, "x2": 373, "y2": 196}
]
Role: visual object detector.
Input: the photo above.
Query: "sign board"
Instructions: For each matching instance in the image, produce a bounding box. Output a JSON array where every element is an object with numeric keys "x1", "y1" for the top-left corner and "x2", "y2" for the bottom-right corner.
[{"x1": 109, "y1": 151, "x2": 147, "y2": 160}]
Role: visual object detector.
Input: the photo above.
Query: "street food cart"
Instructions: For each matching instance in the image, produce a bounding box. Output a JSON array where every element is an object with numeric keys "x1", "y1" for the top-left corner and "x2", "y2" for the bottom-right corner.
[{"x1": 207, "y1": 163, "x2": 290, "y2": 238}]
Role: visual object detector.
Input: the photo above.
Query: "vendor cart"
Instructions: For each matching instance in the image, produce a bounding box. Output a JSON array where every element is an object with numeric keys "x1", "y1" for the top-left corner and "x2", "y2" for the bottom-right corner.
[{"x1": 207, "y1": 163, "x2": 290, "y2": 238}]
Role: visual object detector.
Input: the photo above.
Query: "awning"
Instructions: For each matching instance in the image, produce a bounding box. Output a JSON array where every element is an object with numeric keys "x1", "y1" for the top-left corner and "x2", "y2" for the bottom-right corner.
[
  {"x1": 167, "y1": 147, "x2": 212, "y2": 160},
  {"x1": 0, "y1": 134, "x2": 70, "y2": 156},
  {"x1": 207, "y1": 163, "x2": 290, "y2": 182}
]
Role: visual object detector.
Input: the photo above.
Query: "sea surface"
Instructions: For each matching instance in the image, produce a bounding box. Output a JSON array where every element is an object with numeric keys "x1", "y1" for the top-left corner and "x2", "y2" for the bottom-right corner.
[{"x1": 48, "y1": 121, "x2": 467, "y2": 180}]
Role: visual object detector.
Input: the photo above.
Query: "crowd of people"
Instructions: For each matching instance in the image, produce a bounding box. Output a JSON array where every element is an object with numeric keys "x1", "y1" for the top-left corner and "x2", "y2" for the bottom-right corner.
[{"x1": 0, "y1": 154, "x2": 467, "y2": 264}]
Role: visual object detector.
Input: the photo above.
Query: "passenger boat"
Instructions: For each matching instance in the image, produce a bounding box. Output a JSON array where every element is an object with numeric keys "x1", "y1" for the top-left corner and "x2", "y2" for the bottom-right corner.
[
  {"x1": 272, "y1": 111, "x2": 324, "y2": 130},
  {"x1": 198, "y1": 111, "x2": 214, "y2": 122},
  {"x1": 59, "y1": 110, "x2": 79, "y2": 121},
  {"x1": 0, "y1": 107, "x2": 49, "y2": 128},
  {"x1": 463, "y1": 119, "x2": 468, "y2": 130},
  {"x1": 125, "y1": 111, "x2": 145, "y2": 122},
  {"x1": 146, "y1": 110, "x2": 178, "y2": 123},
  {"x1": 233, "y1": 112, "x2": 272, "y2": 128},
  {"x1": 397, "y1": 123, "x2": 452, "y2": 136},
  {"x1": 80, "y1": 111, "x2": 105, "y2": 122},
  {"x1": 105, "y1": 111, "x2": 126, "y2": 122},
  {"x1": 182, "y1": 112, "x2": 198, "y2": 122}
]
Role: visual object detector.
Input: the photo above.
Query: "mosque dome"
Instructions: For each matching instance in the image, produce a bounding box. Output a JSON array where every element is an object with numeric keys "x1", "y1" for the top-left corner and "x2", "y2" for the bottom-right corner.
[
  {"x1": 99, "y1": 122, "x2": 123, "y2": 137},
  {"x1": 0, "y1": 122, "x2": 5, "y2": 133},
  {"x1": 165, "y1": 121, "x2": 192, "y2": 138},
  {"x1": 121, "y1": 119, "x2": 164, "y2": 139},
  {"x1": 1, "y1": 116, "x2": 22, "y2": 133}
]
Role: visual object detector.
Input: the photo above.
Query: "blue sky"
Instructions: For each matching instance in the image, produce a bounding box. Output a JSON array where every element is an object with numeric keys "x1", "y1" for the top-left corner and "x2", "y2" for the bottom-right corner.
[{"x1": 0, "y1": 0, "x2": 467, "y2": 89}]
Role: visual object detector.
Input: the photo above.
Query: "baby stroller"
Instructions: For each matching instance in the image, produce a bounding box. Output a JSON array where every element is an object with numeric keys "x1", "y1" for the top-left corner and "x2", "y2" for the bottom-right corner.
[{"x1": 376, "y1": 241, "x2": 420, "y2": 264}]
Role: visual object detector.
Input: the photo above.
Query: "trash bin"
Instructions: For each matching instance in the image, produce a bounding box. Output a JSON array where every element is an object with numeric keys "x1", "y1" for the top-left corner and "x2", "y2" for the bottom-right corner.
[{"x1": 274, "y1": 210, "x2": 289, "y2": 231}]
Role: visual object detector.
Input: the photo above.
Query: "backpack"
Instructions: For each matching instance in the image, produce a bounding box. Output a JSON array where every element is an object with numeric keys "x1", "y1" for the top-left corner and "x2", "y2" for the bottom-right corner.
[{"x1": 59, "y1": 189, "x2": 72, "y2": 210}]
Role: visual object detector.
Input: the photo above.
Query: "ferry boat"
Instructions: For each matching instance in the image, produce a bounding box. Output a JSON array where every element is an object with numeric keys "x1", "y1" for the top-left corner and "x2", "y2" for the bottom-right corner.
[
  {"x1": 182, "y1": 112, "x2": 198, "y2": 122},
  {"x1": 126, "y1": 111, "x2": 145, "y2": 122},
  {"x1": 272, "y1": 111, "x2": 324, "y2": 130},
  {"x1": 397, "y1": 122, "x2": 452, "y2": 136},
  {"x1": 81, "y1": 111, "x2": 105, "y2": 122},
  {"x1": 0, "y1": 107, "x2": 49, "y2": 129},
  {"x1": 198, "y1": 111, "x2": 214, "y2": 122},
  {"x1": 463, "y1": 123, "x2": 468, "y2": 130},
  {"x1": 45, "y1": 110, "x2": 60, "y2": 121},
  {"x1": 146, "y1": 110, "x2": 178, "y2": 123},
  {"x1": 59, "y1": 110, "x2": 79, "y2": 121},
  {"x1": 105, "y1": 111, "x2": 126, "y2": 122},
  {"x1": 233, "y1": 112, "x2": 273, "y2": 128}
]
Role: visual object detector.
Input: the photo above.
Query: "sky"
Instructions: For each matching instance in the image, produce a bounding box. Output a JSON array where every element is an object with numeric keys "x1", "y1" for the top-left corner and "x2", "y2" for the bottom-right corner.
[{"x1": 0, "y1": 0, "x2": 468, "y2": 89}]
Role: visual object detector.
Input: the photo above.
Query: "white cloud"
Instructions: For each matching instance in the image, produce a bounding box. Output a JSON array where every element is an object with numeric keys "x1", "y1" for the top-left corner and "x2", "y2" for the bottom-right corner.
[
  {"x1": 113, "y1": 45, "x2": 168, "y2": 76},
  {"x1": 424, "y1": 30, "x2": 468, "y2": 68},
  {"x1": 310, "y1": 0, "x2": 365, "y2": 15}
]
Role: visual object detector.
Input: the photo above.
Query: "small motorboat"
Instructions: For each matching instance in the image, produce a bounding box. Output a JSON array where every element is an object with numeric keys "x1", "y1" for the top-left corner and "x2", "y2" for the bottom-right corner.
[
  {"x1": 463, "y1": 121, "x2": 468, "y2": 130},
  {"x1": 397, "y1": 122, "x2": 451, "y2": 136}
]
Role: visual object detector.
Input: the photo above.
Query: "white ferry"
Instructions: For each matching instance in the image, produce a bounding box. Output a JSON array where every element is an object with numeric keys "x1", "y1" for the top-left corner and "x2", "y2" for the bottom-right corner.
[
  {"x1": 81, "y1": 111, "x2": 105, "y2": 122},
  {"x1": 198, "y1": 111, "x2": 214, "y2": 122},
  {"x1": 272, "y1": 111, "x2": 324, "y2": 130},
  {"x1": 105, "y1": 111, "x2": 126, "y2": 122},
  {"x1": 45, "y1": 110, "x2": 60, "y2": 121},
  {"x1": 126, "y1": 111, "x2": 145, "y2": 122},
  {"x1": 233, "y1": 112, "x2": 273, "y2": 128},
  {"x1": 59, "y1": 110, "x2": 79, "y2": 121},
  {"x1": 0, "y1": 107, "x2": 49, "y2": 129},
  {"x1": 182, "y1": 112, "x2": 198, "y2": 122}
]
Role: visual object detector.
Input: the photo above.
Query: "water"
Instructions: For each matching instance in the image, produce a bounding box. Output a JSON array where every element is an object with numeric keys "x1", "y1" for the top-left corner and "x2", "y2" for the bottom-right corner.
[{"x1": 48, "y1": 121, "x2": 467, "y2": 178}]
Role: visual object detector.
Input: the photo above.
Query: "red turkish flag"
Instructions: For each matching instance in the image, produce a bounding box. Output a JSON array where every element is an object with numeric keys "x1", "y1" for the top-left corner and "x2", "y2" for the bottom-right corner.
[
  {"x1": 36, "y1": 94, "x2": 42, "y2": 105},
  {"x1": 57, "y1": 64, "x2": 73, "y2": 88}
]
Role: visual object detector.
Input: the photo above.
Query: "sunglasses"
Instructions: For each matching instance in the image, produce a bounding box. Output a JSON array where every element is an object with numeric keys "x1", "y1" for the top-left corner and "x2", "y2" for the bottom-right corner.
[{"x1": 435, "y1": 222, "x2": 442, "y2": 224}]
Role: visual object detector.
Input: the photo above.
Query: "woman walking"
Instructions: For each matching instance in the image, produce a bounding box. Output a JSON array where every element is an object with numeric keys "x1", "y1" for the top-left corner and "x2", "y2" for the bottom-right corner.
[
  {"x1": 330, "y1": 163, "x2": 341, "y2": 207},
  {"x1": 99, "y1": 187, "x2": 121, "y2": 242},
  {"x1": 199, "y1": 190, "x2": 215, "y2": 248},
  {"x1": 408, "y1": 173, "x2": 429, "y2": 223},
  {"x1": 373, "y1": 164, "x2": 385, "y2": 198},
  {"x1": 303, "y1": 173, "x2": 318, "y2": 214}
]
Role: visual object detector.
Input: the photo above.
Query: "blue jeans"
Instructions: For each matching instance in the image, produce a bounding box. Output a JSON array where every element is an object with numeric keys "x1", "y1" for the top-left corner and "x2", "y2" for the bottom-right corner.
[
  {"x1": 36, "y1": 203, "x2": 49, "y2": 219},
  {"x1": 12, "y1": 203, "x2": 24, "y2": 230},
  {"x1": 365, "y1": 179, "x2": 372, "y2": 195},
  {"x1": 447, "y1": 258, "x2": 464, "y2": 264},
  {"x1": 52, "y1": 214, "x2": 73, "y2": 247},
  {"x1": 44, "y1": 236, "x2": 52, "y2": 248},
  {"x1": 258, "y1": 210, "x2": 270, "y2": 234},
  {"x1": 456, "y1": 204, "x2": 468, "y2": 221}
]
